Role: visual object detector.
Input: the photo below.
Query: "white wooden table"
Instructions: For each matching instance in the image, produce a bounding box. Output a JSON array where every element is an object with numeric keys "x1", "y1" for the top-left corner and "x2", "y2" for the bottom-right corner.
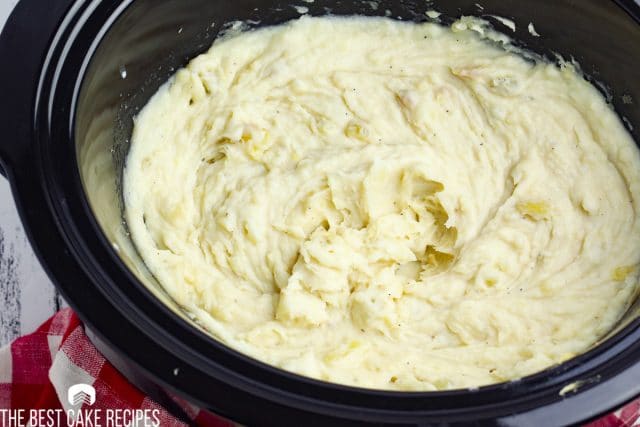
[{"x1": 0, "y1": 0, "x2": 64, "y2": 348}]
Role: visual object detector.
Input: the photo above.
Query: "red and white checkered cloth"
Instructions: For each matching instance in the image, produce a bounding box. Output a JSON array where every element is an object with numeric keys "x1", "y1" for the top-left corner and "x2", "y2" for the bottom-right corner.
[
  {"x1": 0, "y1": 308, "x2": 232, "y2": 426},
  {"x1": 0, "y1": 308, "x2": 638, "y2": 426}
]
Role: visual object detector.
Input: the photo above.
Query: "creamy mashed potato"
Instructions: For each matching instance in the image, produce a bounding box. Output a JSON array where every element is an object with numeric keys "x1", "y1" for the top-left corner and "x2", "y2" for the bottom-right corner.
[{"x1": 124, "y1": 16, "x2": 640, "y2": 390}]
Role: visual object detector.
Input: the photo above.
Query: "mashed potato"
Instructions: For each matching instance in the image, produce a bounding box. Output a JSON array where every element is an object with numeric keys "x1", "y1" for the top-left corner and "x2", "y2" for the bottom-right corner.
[{"x1": 124, "y1": 16, "x2": 640, "y2": 390}]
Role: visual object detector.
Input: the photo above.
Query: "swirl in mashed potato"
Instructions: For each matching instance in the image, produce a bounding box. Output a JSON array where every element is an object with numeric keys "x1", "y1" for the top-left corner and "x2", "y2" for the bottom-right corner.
[{"x1": 124, "y1": 16, "x2": 640, "y2": 390}]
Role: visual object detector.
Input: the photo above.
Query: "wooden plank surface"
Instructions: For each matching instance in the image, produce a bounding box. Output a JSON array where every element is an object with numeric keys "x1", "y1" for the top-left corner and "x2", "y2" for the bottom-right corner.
[
  {"x1": 0, "y1": 226, "x2": 21, "y2": 346},
  {"x1": 0, "y1": 179, "x2": 60, "y2": 347}
]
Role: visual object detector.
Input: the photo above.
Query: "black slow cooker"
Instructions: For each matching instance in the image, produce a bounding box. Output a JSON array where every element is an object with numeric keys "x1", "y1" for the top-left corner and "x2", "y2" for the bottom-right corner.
[{"x1": 1, "y1": 0, "x2": 640, "y2": 425}]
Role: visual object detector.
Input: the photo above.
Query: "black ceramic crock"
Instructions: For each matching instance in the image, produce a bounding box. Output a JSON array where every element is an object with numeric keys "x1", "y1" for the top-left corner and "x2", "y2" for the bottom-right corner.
[{"x1": 1, "y1": 0, "x2": 640, "y2": 425}]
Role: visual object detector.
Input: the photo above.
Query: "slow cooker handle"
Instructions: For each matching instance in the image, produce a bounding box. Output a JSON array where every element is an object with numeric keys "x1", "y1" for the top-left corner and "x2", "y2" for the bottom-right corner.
[
  {"x1": 0, "y1": 0, "x2": 70, "y2": 182},
  {"x1": 0, "y1": 2, "x2": 29, "y2": 182}
]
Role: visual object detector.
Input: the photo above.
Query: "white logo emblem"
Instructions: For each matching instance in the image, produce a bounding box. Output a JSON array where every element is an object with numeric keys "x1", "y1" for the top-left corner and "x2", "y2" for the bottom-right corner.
[{"x1": 67, "y1": 383, "x2": 96, "y2": 406}]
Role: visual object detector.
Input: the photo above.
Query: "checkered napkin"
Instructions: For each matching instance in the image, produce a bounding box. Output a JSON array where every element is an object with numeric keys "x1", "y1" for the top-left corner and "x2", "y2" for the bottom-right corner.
[
  {"x1": 0, "y1": 308, "x2": 638, "y2": 426},
  {"x1": 0, "y1": 308, "x2": 232, "y2": 426}
]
